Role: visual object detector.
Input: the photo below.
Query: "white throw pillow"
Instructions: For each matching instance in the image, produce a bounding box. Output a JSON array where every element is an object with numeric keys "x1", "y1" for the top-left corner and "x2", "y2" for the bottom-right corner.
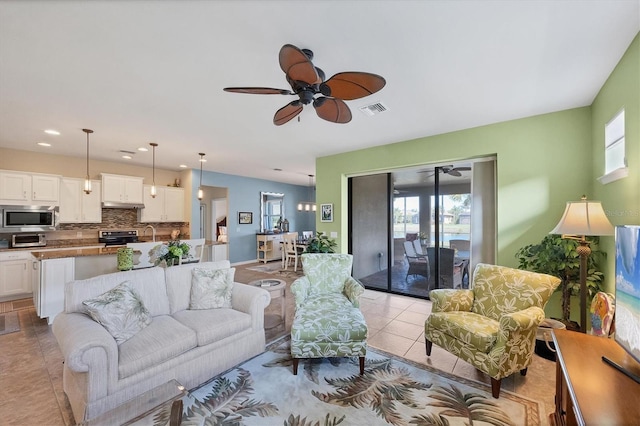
[
  {"x1": 82, "y1": 281, "x2": 152, "y2": 345},
  {"x1": 190, "y1": 267, "x2": 235, "y2": 310}
]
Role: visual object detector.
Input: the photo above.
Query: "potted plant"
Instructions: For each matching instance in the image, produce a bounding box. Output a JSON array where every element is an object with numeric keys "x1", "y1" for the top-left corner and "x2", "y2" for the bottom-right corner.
[
  {"x1": 151, "y1": 230, "x2": 190, "y2": 266},
  {"x1": 515, "y1": 234, "x2": 605, "y2": 330},
  {"x1": 303, "y1": 231, "x2": 337, "y2": 253}
]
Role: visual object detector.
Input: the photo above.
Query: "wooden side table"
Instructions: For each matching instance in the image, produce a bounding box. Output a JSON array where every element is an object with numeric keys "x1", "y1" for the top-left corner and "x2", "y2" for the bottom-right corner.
[{"x1": 249, "y1": 279, "x2": 286, "y2": 329}]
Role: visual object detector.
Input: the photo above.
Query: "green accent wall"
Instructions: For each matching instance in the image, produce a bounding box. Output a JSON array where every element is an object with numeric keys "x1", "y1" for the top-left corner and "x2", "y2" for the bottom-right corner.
[
  {"x1": 317, "y1": 106, "x2": 592, "y2": 267},
  {"x1": 591, "y1": 32, "x2": 640, "y2": 293},
  {"x1": 316, "y1": 32, "x2": 639, "y2": 322}
]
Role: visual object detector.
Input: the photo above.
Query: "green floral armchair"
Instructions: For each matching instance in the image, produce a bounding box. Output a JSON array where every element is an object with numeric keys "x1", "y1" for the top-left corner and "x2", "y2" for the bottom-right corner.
[
  {"x1": 290, "y1": 253, "x2": 368, "y2": 375},
  {"x1": 424, "y1": 263, "x2": 560, "y2": 397}
]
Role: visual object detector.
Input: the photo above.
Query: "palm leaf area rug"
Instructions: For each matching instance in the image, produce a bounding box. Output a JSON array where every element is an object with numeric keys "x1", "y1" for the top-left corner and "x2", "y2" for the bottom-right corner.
[{"x1": 142, "y1": 338, "x2": 542, "y2": 426}]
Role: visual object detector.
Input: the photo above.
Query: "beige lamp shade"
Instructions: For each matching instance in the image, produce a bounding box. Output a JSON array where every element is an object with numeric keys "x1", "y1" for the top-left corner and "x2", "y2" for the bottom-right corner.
[{"x1": 550, "y1": 199, "x2": 614, "y2": 237}]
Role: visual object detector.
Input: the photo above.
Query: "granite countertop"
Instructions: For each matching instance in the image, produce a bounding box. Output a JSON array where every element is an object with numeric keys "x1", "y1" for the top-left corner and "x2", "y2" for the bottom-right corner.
[{"x1": 31, "y1": 246, "x2": 139, "y2": 260}]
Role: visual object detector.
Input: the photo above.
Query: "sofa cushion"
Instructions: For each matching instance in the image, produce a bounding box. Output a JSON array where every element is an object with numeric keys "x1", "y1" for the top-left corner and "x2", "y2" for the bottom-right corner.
[
  {"x1": 189, "y1": 267, "x2": 235, "y2": 310},
  {"x1": 82, "y1": 281, "x2": 152, "y2": 345},
  {"x1": 291, "y1": 293, "x2": 368, "y2": 343},
  {"x1": 165, "y1": 261, "x2": 232, "y2": 313},
  {"x1": 426, "y1": 311, "x2": 499, "y2": 353},
  {"x1": 172, "y1": 308, "x2": 252, "y2": 346},
  {"x1": 118, "y1": 315, "x2": 197, "y2": 379},
  {"x1": 65, "y1": 267, "x2": 170, "y2": 316}
]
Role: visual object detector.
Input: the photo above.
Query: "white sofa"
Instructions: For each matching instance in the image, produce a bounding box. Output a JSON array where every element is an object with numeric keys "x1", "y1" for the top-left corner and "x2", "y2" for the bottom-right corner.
[{"x1": 52, "y1": 260, "x2": 270, "y2": 422}]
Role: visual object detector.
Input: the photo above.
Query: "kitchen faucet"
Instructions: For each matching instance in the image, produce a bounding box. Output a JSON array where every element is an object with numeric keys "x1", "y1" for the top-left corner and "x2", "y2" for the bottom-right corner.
[{"x1": 143, "y1": 225, "x2": 156, "y2": 242}]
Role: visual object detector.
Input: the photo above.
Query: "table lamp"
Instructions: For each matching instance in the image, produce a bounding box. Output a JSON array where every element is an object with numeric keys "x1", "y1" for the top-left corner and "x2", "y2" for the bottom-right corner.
[{"x1": 550, "y1": 195, "x2": 614, "y2": 333}]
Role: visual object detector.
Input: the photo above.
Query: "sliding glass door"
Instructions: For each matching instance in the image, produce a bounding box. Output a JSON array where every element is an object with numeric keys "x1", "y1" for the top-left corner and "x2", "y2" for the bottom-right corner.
[{"x1": 349, "y1": 157, "x2": 495, "y2": 299}]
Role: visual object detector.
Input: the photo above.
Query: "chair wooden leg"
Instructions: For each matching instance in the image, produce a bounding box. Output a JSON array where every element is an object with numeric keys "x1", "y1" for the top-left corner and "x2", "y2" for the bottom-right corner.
[
  {"x1": 359, "y1": 356, "x2": 365, "y2": 375},
  {"x1": 425, "y1": 340, "x2": 433, "y2": 356},
  {"x1": 292, "y1": 358, "x2": 299, "y2": 375},
  {"x1": 520, "y1": 367, "x2": 528, "y2": 376},
  {"x1": 490, "y1": 378, "x2": 501, "y2": 398}
]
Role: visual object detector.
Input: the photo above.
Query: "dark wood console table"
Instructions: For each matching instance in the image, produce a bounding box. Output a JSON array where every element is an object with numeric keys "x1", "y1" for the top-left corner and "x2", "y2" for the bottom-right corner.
[{"x1": 551, "y1": 329, "x2": 640, "y2": 425}]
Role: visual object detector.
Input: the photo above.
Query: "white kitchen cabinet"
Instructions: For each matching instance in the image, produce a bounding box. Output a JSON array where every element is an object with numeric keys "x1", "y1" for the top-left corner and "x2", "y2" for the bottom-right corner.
[
  {"x1": 37, "y1": 257, "x2": 75, "y2": 325},
  {"x1": 101, "y1": 173, "x2": 144, "y2": 205},
  {"x1": 0, "y1": 171, "x2": 60, "y2": 205},
  {"x1": 0, "y1": 251, "x2": 33, "y2": 300},
  {"x1": 213, "y1": 244, "x2": 228, "y2": 262},
  {"x1": 59, "y1": 178, "x2": 102, "y2": 223},
  {"x1": 139, "y1": 185, "x2": 184, "y2": 222}
]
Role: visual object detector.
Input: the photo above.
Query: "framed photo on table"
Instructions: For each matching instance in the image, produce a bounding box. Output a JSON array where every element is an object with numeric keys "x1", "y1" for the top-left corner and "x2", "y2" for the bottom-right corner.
[
  {"x1": 320, "y1": 203, "x2": 333, "y2": 222},
  {"x1": 238, "y1": 212, "x2": 253, "y2": 224}
]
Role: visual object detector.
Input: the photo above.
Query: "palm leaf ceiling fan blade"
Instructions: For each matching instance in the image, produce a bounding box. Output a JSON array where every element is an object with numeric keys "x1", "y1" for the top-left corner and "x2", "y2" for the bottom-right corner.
[
  {"x1": 279, "y1": 44, "x2": 320, "y2": 85},
  {"x1": 321, "y1": 72, "x2": 386, "y2": 100},
  {"x1": 225, "y1": 44, "x2": 384, "y2": 125},
  {"x1": 274, "y1": 101, "x2": 303, "y2": 126},
  {"x1": 313, "y1": 97, "x2": 352, "y2": 124},
  {"x1": 223, "y1": 87, "x2": 293, "y2": 95}
]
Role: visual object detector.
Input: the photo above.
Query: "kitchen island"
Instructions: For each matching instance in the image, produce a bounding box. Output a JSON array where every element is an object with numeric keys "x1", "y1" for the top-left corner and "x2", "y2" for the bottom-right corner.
[
  {"x1": 31, "y1": 246, "x2": 130, "y2": 324},
  {"x1": 29, "y1": 240, "x2": 227, "y2": 324}
]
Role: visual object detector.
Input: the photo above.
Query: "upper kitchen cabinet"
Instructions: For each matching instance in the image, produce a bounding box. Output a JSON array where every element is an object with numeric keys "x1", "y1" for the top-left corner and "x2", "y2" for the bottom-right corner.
[
  {"x1": 139, "y1": 185, "x2": 184, "y2": 222},
  {"x1": 101, "y1": 173, "x2": 144, "y2": 208},
  {"x1": 0, "y1": 171, "x2": 60, "y2": 205},
  {"x1": 59, "y1": 178, "x2": 102, "y2": 223}
]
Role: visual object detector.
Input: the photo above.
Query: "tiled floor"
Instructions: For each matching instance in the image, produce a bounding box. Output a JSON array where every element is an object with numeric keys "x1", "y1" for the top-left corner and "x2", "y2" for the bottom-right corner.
[{"x1": 0, "y1": 261, "x2": 556, "y2": 425}]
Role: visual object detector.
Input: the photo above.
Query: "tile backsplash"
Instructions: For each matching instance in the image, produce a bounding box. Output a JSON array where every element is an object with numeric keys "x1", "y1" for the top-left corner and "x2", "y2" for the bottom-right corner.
[{"x1": 52, "y1": 208, "x2": 189, "y2": 245}]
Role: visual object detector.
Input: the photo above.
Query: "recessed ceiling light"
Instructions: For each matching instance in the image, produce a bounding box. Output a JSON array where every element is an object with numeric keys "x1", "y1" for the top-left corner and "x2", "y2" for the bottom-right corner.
[
  {"x1": 138, "y1": 147, "x2": 148, "y2": 152},
  {"x1": 199, "y1": 158, "x2": 207, "y2": 163},
  {"x1": 179, "y1": 164, "x2": 188, "y2": 168},
  {"x1": 44, "y1": 129, "x2": 60, "y2": 135},
  {"x1": 37, "y1": 142, "x2": 51, "y2": 147},
  {"x1": 122, "y1": 155, "x2": 132, "y2": 160}
]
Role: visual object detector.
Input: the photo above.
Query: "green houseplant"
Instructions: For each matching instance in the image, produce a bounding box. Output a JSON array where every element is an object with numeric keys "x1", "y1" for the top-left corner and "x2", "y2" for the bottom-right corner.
[
  {"x1": 515, "y1": 234, "x2": 605, "y2": 329},
  {"x1": 304, "y1": 231, "x2": 337, "y2": 253}
]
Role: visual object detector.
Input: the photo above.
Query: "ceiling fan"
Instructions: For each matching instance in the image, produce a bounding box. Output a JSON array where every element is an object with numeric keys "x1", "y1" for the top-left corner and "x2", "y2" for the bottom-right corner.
[
  {"x1": 417, "y1": 165, "x2": 472, "y2": 177},
  {"x1": 223, "y1": 44, "x2": 386, "y2": 125}
]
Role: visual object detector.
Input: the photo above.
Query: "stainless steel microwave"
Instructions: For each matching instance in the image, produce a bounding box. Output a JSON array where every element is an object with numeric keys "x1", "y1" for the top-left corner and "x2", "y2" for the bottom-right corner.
[{"x1": 0, "y1": 205, "x2": 59, "y2": 232}]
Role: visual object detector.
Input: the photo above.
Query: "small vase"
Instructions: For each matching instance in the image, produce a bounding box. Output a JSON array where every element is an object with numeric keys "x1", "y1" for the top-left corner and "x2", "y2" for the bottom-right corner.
[{"x1": 117, "y1": 248, "x2": 133, "y2": 271}]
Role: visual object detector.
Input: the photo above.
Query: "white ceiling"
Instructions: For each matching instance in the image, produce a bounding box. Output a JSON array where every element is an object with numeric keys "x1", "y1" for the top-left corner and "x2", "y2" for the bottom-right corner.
[{"x1": 0, "y1": 1, "x2": 638, "y2": 186}]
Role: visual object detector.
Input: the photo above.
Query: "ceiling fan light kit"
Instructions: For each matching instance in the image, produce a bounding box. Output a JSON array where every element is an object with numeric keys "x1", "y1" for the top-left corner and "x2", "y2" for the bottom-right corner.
[{"x1": 224, "y1": 44, "x2": 386, "y2": 125}]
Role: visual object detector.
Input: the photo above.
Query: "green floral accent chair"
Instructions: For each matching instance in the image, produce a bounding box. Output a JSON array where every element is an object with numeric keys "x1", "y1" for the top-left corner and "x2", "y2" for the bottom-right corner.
[
  {"x1": 424, "y1": 263, "x2": 560, "y2": 398},
  {"x1": 290, "y1": 253, "x2": 368, "y2": 375}
]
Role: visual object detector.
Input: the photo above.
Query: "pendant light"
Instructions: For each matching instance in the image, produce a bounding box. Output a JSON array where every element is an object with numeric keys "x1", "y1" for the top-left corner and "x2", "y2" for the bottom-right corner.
[
  {"x1": 82, "y1": 129, "x2": 93, "y2": 194},
  {"x1": 197, "y1": 153, "x2": 205, "y2": 200},
  {"x1": 297, "y1": 174, "x2": 316, "y2": 212},
  {"x1": 149, "y1": 143, "x2": 158, "y2": 198}
]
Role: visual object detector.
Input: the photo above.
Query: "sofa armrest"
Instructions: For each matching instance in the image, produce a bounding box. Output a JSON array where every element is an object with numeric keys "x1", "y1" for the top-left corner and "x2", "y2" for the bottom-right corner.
[
  {"x1": 343, "y1": 277, "x2": 364, "y2": 307},
  {"x1": 495, "y1": 306, "x2": 546, "y2": 347},
  {"x1": 52, "y1": 312, "x2": 119, "y2": 402},
  {"x1": 291, "y1": 276, "x2": 311, "y2": 308},
  {"x1": 52, "y1": 312, "x2": 118, "y2": 373},
  {"x1": 429, "y1": 289, "x2": 474, "y2": 312},
  {"x1": 231, "y1": 282, "x2": 270, "y2": 330}
]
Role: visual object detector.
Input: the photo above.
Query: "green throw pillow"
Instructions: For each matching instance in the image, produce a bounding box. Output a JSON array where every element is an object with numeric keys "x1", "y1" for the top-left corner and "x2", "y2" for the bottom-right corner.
[
  {"x1": 190, "y1": 267, "x2": 235, "y2": 310},
  {"x1": 82, "y1": 281, "x2": 152, "y2": 345}
]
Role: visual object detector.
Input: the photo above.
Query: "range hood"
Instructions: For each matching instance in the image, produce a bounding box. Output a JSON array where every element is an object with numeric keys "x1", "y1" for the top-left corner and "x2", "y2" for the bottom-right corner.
[{"x1": 101, "y1": 201, "x2": 145, "y2": 209}]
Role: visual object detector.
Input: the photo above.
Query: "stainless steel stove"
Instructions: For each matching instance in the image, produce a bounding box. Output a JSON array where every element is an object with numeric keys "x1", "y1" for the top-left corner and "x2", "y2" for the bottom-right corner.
[{"x1": 98, "y1": 229, "x2": 139, "y2": 246}]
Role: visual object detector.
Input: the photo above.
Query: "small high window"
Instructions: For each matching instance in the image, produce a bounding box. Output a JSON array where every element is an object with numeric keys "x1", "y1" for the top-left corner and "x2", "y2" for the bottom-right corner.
[{"x1": 599, "y1": 109, "x2": 628, "y2": 184}]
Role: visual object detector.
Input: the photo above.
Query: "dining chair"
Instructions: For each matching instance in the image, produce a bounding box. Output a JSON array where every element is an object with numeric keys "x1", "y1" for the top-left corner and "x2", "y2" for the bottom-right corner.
[
  {"x1": 449, "y1": 239, "x2": 470, "y2": 284},
  {"x1": 426, "y1": 247, "x2": 460, "y2": 289},
  {"x1": 283, "y1": 232, "x2": 303, "y2": 271}
]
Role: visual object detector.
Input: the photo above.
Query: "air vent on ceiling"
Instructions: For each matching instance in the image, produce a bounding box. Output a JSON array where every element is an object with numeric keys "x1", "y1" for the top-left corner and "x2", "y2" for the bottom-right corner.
[
  {"x1": 359, "y1": 101, "x2": 388, "y2": 116},
  {"x1": 119, "y1": 150, "x2": 136, "y2": 155}
]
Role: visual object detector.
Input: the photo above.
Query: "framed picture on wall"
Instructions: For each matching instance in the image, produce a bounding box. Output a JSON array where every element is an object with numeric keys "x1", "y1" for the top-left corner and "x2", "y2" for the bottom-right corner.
[
  {"x1": 238, "y1": 211, "x2": 253, "y2": 224},
  {"x1": 320, "y1": 203, "x2": 333, "y2": 222}
]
